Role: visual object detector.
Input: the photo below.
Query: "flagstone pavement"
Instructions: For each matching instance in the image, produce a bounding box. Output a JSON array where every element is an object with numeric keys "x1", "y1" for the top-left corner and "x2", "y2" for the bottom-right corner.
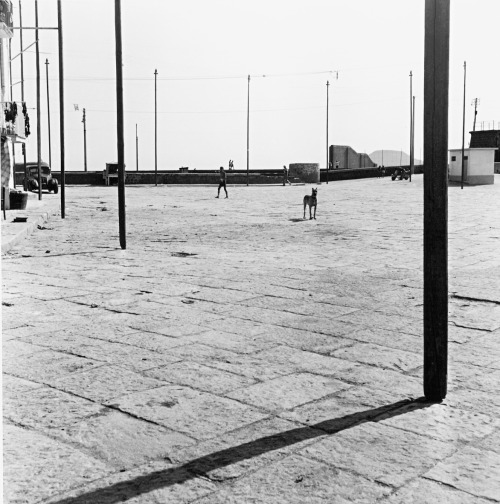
[{"x1": 2, "y1": 175, "x2": 500, "y2": 503}]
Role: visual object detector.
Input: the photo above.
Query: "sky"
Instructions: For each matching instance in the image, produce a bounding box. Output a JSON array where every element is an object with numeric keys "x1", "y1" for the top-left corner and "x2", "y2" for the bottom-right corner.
[{"x1": 9, "y1": 0, "x2": 500, "y2": 171}]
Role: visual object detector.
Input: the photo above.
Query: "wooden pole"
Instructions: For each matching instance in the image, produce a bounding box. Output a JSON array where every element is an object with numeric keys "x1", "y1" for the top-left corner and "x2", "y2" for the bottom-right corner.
[
  {"x1": 409, "y1": 71, "x2": 413, "y2": 181},
  {"x1": 45, "y1": 59, "x2": 52, "y2": 169},
  {"x1": 154, "y1": 69, "x2": 158, "y2": 186},
  {"x1": 136, "y1": 123, "x2": 138, "y2": 171},
  {"x1": 246, "y1": 74, "x2": 250, "y2": 186},
  {"x1": 35, "y1": 0, "x2": 42, "y2": 200},
  {"x1": 423, "y1": 0, "x2": 450, "y2": 401},
  {"x1": 115, "y1": 0, "x2": 126, "y2": 249},
  {"x1": 57, "y1": 0, "x2": 65, "y2": 218},
  {"x1": 83, "y1": 108, "x2": 87, "y2": 171},
  {"x1": 326, "y1": 80, "x2": 329, "y2": 184},
  {"x1": 461, "y1": 62, "x2": 466, "y2": 189}
]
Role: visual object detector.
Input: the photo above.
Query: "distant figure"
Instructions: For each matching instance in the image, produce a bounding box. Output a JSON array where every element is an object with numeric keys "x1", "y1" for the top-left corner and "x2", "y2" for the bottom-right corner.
[
  {"x1": 229, "y1": 159, "x2": 234, "y2": 170},
  {"x1": 216, "y1": 166, "x2": 228, "y2": 198},
  {"x1": 283, "y1": 165, "x2": 291, "y2": 186},
  {"x1": 335, "y1": 160, "x2": 340, "y2": 170}
]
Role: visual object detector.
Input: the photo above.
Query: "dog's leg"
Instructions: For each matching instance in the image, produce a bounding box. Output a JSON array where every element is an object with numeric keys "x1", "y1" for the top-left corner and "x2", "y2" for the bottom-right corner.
[
  {"x1": 313, "y1": 204, "x2": 316, "y2": 219},
  {"x1": 303, "y1": 200, "x2": 306, "y2": 219}
]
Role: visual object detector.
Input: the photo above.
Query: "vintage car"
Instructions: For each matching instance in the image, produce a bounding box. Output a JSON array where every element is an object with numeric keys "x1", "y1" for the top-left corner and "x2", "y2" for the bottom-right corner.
[
  {"x1": 391, "y1": 167, "x2": 409, "y2": 181},
  {"x1": 22, "y1": 162, "x2": 59, "y2": 193}
]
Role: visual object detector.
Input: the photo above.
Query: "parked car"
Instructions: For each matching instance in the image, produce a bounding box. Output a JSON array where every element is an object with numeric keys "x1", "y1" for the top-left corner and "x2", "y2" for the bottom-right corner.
[
  {"x1": 391, "y1": 167, "x2": 409, "y2": 181},
  {"x1": 19, "y1": 162, "x2": 59, "y2": 193}
]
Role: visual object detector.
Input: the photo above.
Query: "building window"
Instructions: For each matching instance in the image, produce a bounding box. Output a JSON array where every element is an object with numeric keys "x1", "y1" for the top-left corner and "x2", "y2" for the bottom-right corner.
[
  {"x1": 464, "y1": 156, "x2": 468, "y2": 160},
  {"x1": 451, "y1": 156, "x2": 456, "y2": 161}
]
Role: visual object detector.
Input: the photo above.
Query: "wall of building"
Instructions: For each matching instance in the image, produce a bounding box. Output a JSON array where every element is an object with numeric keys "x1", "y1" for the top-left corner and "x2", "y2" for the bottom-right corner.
[
  {"x1": 329, "y1": 145, "x2": 377, "y2": 170},
  {"x1": 449, "y1": 148, "x2": 495, "y2": 185}
]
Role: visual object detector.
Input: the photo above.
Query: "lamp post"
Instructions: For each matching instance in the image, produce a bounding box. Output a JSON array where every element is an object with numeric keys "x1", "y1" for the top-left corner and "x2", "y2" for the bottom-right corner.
[
  {"x1": 35, "y1": 0, "x2": 42, "y2": 200},
  {"x1": 461, "y1": 61, "x2": 466, "y2": 189},
  {"x1": 136, "y1": 123, "x2": 139, "y2": 171},
  {"x1": 154, "y1": 69, "x2": 158, "y2": 186},
  {"x1": 409, "y1": 70, "x2": 413, "y2": 181},
  {"x1": 45, "y1": 58, "x2": 52, "y2": 169},
  {"x1": 115, "y1": 0, "x2": 126, "y2": 249},
  {"x1": 57, "y1": 0, "x2": 66, "y2": 218},
  {"x1": 326, "y1": 80, "x2": 329, "y2": 184},
  {"x1": 82, "y1": 108, "x2": 87, "y2": 171},
  {"x1": 246, "y1": 74, "x2": 250, "y2": 186}
]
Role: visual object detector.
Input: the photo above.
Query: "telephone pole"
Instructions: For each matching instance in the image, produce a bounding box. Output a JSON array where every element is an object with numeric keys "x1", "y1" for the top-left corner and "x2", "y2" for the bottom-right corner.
[
  {"x1": 471, "y1": 98, "x2": 480, "y2": 132},
  {"x1": 136, "y1": 123, "x2": 139, "y2": 171},
  {"x1": 45, "y1": 58, "x2": 52, "y2": 169},
  {"x1": 409, "y1": 70, "x2": 413, "y2": 181},
  {"x1": 82, "y1": 108, "x2": 87, "y2": 171},
  {"x1": 247, "y1": 74, "x2": 250, "y2": 186},
  {"x1": 154, "y1": 69, "x2": 158, "y2": 186},
  {"x1": 461, "y1": 61, "x2": 466, "y2": 189},
  {"x1": 326, "y1": 80, "x2": 329, "y2": 184}
]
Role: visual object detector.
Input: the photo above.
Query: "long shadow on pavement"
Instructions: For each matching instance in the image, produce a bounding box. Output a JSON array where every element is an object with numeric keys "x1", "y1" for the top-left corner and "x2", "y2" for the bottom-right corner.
[{"x1": 51, "y1": 397, "x2": 434, "y2": 504}]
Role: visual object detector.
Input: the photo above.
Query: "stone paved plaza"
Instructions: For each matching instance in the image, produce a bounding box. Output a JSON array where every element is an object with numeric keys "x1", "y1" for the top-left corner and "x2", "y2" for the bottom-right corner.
[{"x1": 2, "y1": 175, "x2": 500, "y2": 503}]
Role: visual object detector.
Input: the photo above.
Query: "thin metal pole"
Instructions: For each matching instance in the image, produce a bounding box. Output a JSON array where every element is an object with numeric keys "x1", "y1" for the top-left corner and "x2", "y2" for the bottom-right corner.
[
  {"x1": 35, "y1": 0, "x2": 42, "y2": 200},
  {"x1": 409, "y1": 71, "x2": 413, "y2": 181},
  {"x1": 246, "y1": 74, "x2": 250, "y2": 186},
  {"x1": 45, "y1": 59, "x2": 52, "y2": 169},
  {"x1": 9, "y1": 38, "x2": 13, "y2": 101},
  {"x1": 136, "y1": 123, "x2": 138, "y2": 171},
  {"x1": 326, "y1": 80, "x2": 329, "y2": 184},
  {"x1": 58, "y1": 0, "x2": 65, "y2": 218},
  {"x1": 154, "y1": 69, "x2": 157, "y2": 186},
  {"x1": 423, "y1": 0, "x2": 450, "y2": 402},
  {"x1": 412, "y1": 95, "x2": 415, "y2": 180},
  {"x1": 19, "y1": 1, "x2": 24, "y2": 101},
  {"x1": 115, "y1": 0, "x2": 126, "y2": 249},
  {"x1": 82, "y1": 108, "x2": 87, "y2": 171},
  {"x1": 461, "y1": 61, "x2": 466, "y2": 189}
]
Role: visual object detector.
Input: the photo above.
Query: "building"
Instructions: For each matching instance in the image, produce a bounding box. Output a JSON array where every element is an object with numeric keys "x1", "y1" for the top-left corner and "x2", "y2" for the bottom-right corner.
[
  {"x1": 329, "y1": 145, "x2": 377, "y2": 170},
  {"x1": 1, "y1": 0, "x2": 30, "y2": 210},
  {"x1": 469, "y1": 129, "x2": 500, "y2": 174},
  {"x1": 448, "y1": 148, "x2": 495, "y2": 185}
]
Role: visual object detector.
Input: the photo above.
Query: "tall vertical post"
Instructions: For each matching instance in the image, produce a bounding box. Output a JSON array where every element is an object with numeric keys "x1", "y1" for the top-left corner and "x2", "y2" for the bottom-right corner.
[
  {"x1": 136, "y1": 123, "x2": 139, "y2": 171},
  {"x1": 20, "y1": 1, "x2": 27, "y2": 191},
  {"x1": 326, "y1": 80, "x2": 329, "y2": 184},
  {"x1": 424, "y1": 0, "x2": 450, "y2": 401},
  {"x1": 409, "y1": 71, "x2": 413, "y2": 181},
  {"x1": 35, "y1": 0, "x2": 42, "y2": 200},
  {"x1": 82, "y1": 108, "x2": 87, "y2": 171},
  {"x1": 412, "y1": 95, "x2": 415, "y2": 178},
  {"x1": 154, "y1": 69, "x2": 158, "y2": 186},
  {"x1": 57, "y1": 0, "x2": 65, "y2": 218},
  {"x1": 115, "y1": 0, "x2": 126, "y2": 249},
  {"x1": 461, "y1": 62, "x2": 466, "y2": 189},
  {"x1": 246, "y1": 74, "x2": 250, "y2": 186},
  {"x1": 45, "y1": 59, "x2": 52, "y2": 169}
]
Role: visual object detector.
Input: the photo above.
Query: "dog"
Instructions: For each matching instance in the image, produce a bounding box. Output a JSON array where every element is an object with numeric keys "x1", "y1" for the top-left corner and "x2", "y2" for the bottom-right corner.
[{"x1": 303, "y1": 188, "x2": 317, "y2": 220}]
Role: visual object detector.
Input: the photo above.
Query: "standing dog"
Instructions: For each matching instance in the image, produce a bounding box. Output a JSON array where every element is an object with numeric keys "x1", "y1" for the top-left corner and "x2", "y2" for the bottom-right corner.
[{"x1": 303, "y1": 188, "x2": 317, "y2": 220}]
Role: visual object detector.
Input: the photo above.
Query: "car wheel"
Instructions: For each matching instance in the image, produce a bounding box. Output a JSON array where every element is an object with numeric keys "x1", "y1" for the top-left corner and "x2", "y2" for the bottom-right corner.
[{"x1": 53, "y1": 185, "x2": 59, "y2": 194}]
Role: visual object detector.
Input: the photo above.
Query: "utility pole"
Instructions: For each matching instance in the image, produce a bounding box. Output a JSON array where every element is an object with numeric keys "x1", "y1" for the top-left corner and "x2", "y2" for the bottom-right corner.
[
  {"x1": 58, "y1": 0, "x2": 66, "y2": 218},
  {"x1": 411, "y1": 95, "x2": 415, "y2": 181},
  {"x1": 326, "y1": 80, "x2": 329, "y2": 184},
  {"x1": 35, "y1": 0, "x2": 42, "y2": 200},
  {"x1": 409, "y1": 71, "x2": 414, "y2": 181},
  {"x1": 471, "y1": 98, "x2": 479, "y2": 132},
  {"x1": 423, "y1": 0, "x2": 450, "y2": 402},
  {"x1": 115, "y1": 0, "x2": 126, "y2": 249},
  {"x1": 247, "y1": 74, "x2": 250, "y2": 186},
  {"x1": 461, "y1": 61, "x2": 466, "y2": 190},
  {"x1": 136, "y1": 123, "x2": 138, "y2": 171},
  {"x1": 154, "y1": 69, "x2": 158, "y2": 186},
  {"x1": 82, "y1": 108, "x2": 87, "y2": 171},
  {"x1": 45, "y1": 58, "x2": 52, "y2": 169},
  {"x1": 19, "y1": 0, "x2": 27, "y2": 191}
]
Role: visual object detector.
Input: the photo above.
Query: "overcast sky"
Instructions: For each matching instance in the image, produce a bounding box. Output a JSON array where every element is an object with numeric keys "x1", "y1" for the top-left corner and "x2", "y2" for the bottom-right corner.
[{"x1": 11, "y1": 0, "x2": 500, "y2": 171}]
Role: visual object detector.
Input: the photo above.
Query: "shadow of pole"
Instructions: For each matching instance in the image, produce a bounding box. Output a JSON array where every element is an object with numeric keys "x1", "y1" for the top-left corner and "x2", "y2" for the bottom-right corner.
[{"x1": 50, "y1": 397, "x2": 434, "y2": 504}]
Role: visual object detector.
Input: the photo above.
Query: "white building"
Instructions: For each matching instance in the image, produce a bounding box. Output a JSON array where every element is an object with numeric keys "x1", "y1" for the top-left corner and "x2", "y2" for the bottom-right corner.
[{"x1": 448, "y1": 148, "x2": 495, "y2": 185}]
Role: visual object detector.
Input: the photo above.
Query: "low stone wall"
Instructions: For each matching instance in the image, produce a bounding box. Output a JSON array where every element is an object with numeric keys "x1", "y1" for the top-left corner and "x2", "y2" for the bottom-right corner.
[
  {"x1": 18, "y1": 165, "x2": 424, "y2": 187},
  {"x1": 289, "y1": 163, "x2": 320, "y2": 183}
]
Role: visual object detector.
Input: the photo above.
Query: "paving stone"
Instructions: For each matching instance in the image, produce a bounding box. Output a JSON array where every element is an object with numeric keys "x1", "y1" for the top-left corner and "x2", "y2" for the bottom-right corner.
[
  {"x1": 299, "y1": 422, "x2": 455, "y2": 487},
  {"x1": 383, "y1": 477, "x2": 492, "y2": 503},
  {"x1": 227, "y1": 373, "x2": 349, "y2": 413},
  {"x1": 202, "y1": 316, "x2": 268, "y2": 337},
  {"x1": 377, "y1": 400, "x2": 500, "y2": 443},
  {"x1": 145, "y1": 361, "x2": 257, "y2": 394},
  {"x1": 53, "y1": 364, "x2": 165, "y2": 402},
  {"x1": 347, "y1": 326, "x2": 423, "y2": 354},
  {"x1": 443, "y1": 387, "x2": 500, "y2": 419},
  {"x1": 42, "y1": 460, "x2": 216, "y2": 504},
  {"x1": 59, "y1": 409, "x2": 195, "y2": 469},
  {"x1": 3, "y1": 423, "x2": 113, "y2": 504},
  {"x1": 179, "y1": 329, "x2": 278, "y2": 354},
  {"x1": 449, "y1": 299, "x2": 500, "y2": 332},
  {"x1": 195, "y1": 454, "x2": 391, "y2": 504},
  {"x1": 2, "y1": 374, "x2": 44, "y2": 398},
  {"x1": 2, "y1": 349, "x2": 98, "y2": 384},
  {"x1": 106, "y1": 385, "x2": 267, "y2": 440},
  {"x1": 4, "y1": 386, "x2": 105, "y2": 431},
  {"x1": 331, "y1": 342, "x2": 421, "y2": 373},
  {"x1": 424, "y1": 446, "x2": 500, "y2": 501}
]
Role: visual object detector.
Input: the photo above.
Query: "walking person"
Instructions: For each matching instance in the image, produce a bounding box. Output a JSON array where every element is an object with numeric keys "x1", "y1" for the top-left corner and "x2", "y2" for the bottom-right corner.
[
  {"x1": 283, "y1": 165, "x2": 291, "y2": 186},
  {"x1": 216, "y1": 166, "x2": 228, "y2": 198}
]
